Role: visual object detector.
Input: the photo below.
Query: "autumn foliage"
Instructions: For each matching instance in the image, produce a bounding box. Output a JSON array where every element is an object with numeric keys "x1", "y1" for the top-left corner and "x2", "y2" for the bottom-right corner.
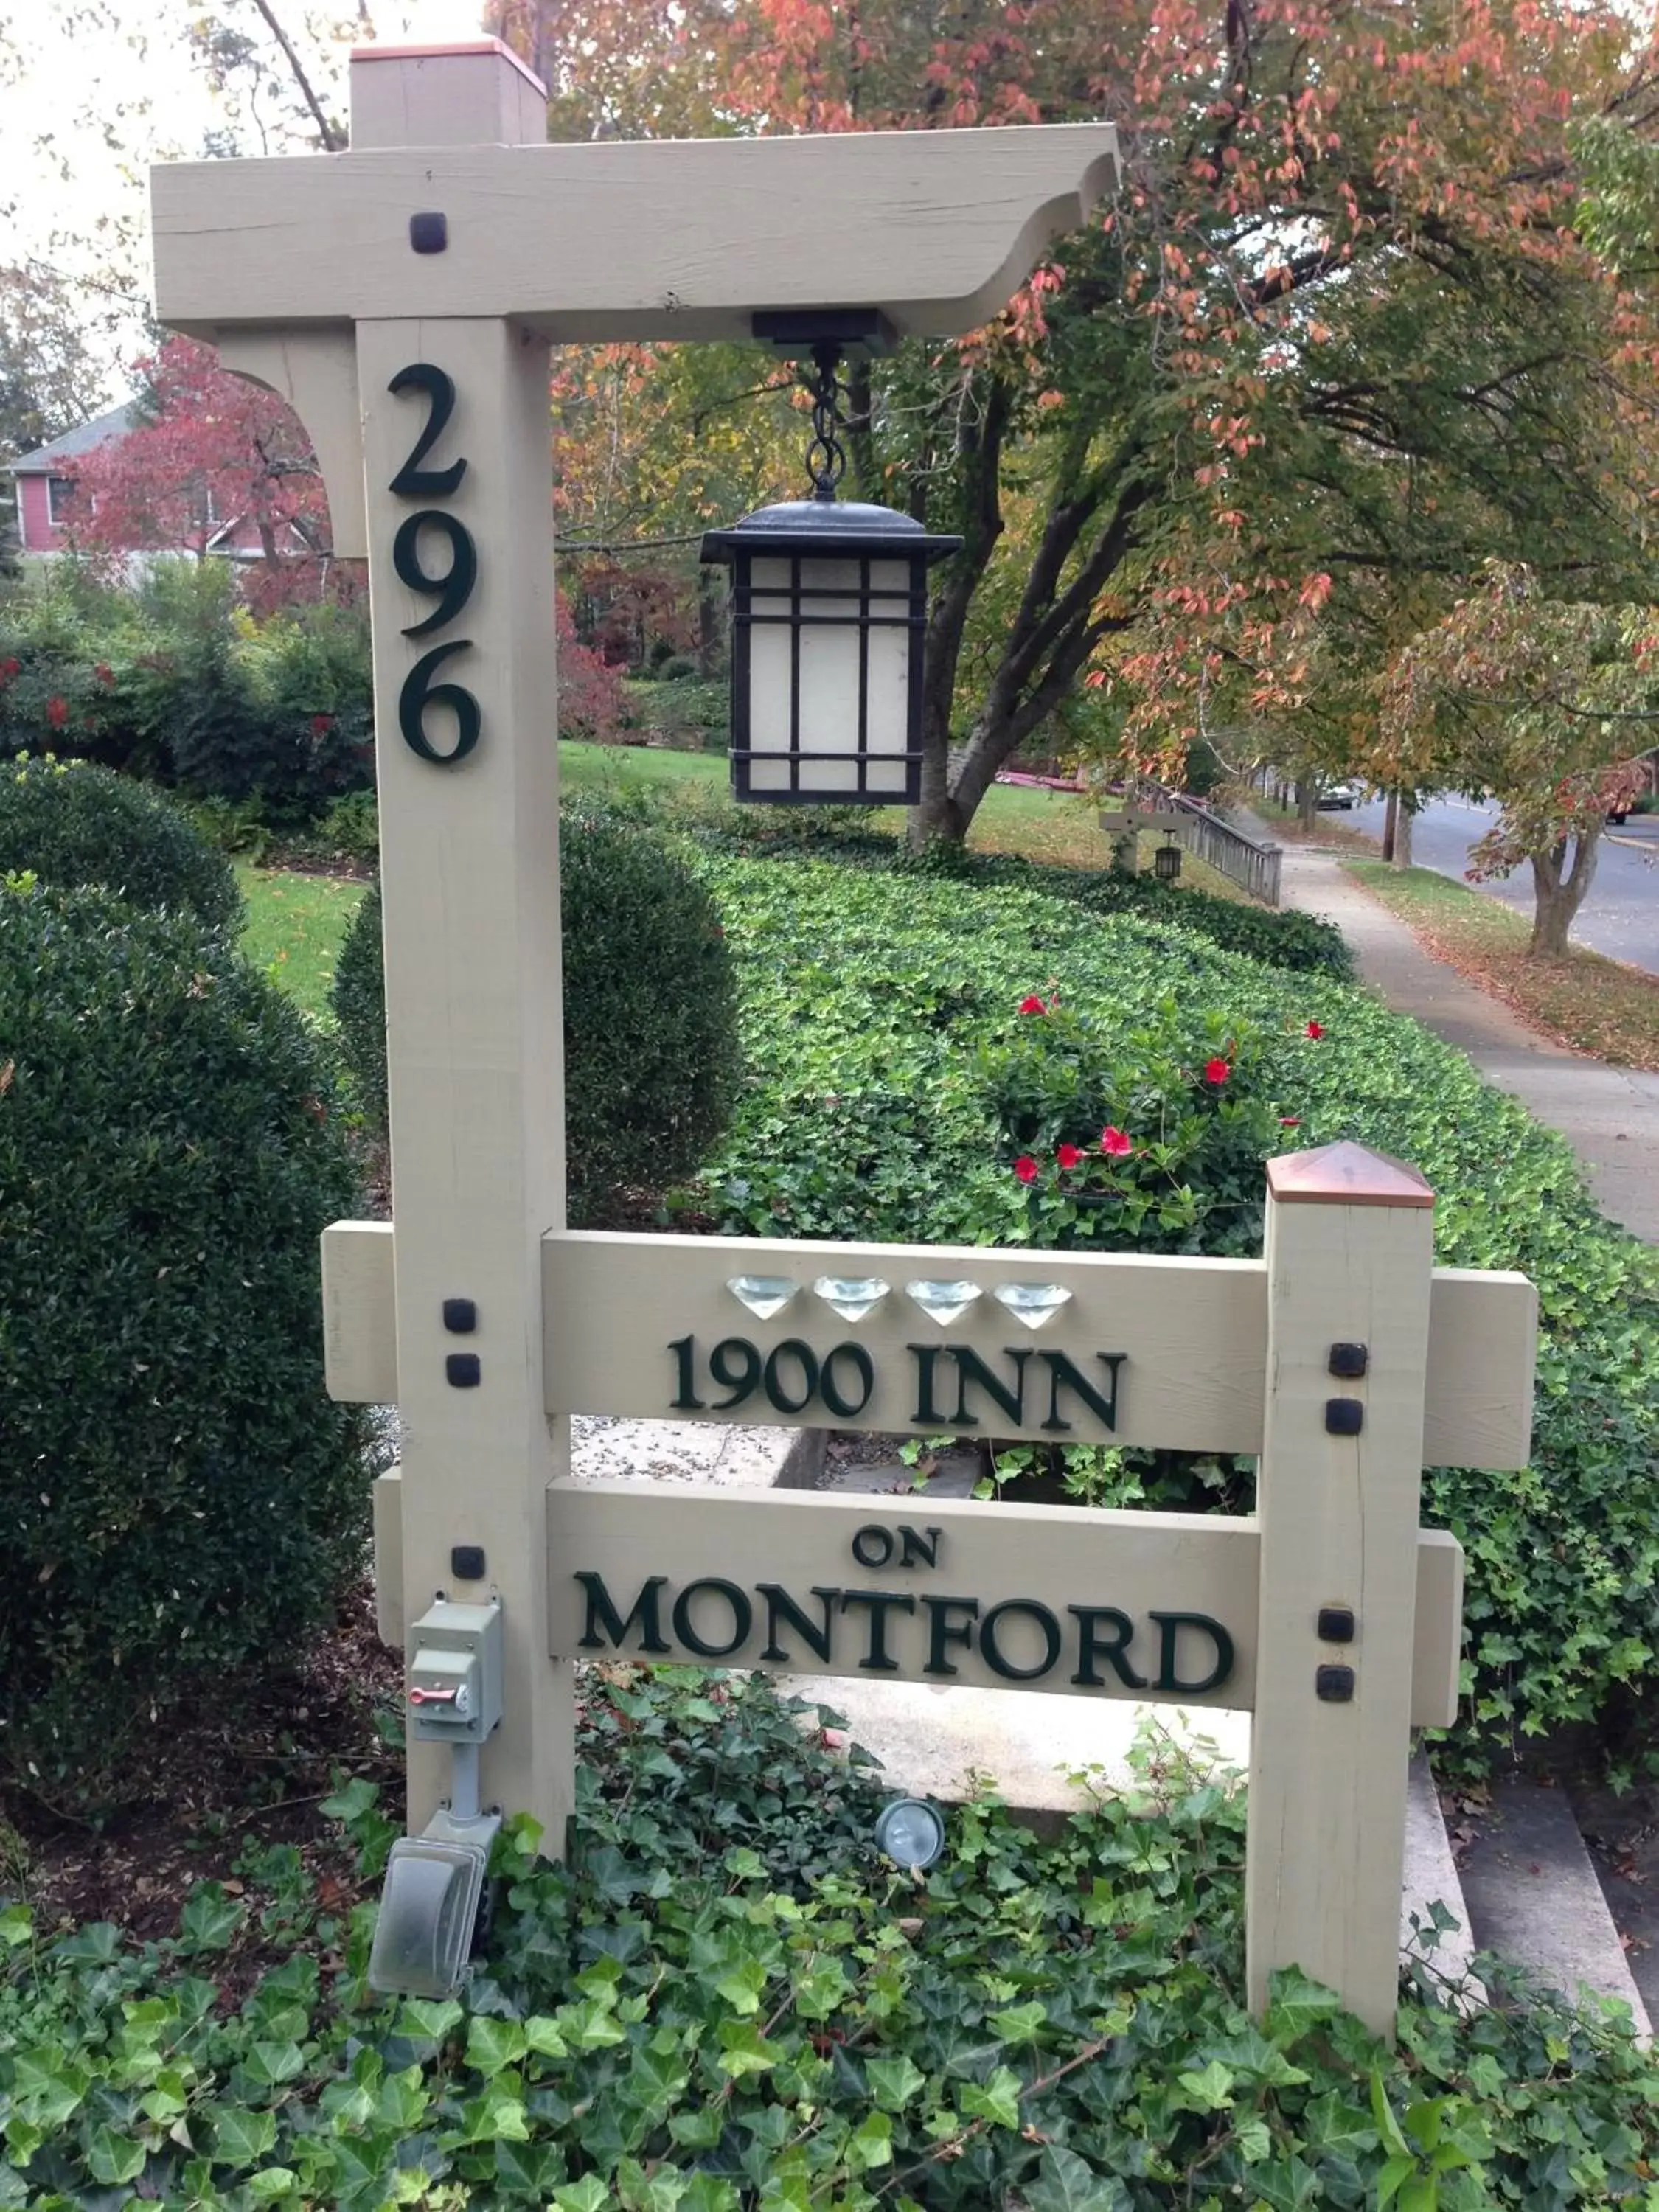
[{"x1": 493, "y1": 0, "x2": 1659, "y2": 853}]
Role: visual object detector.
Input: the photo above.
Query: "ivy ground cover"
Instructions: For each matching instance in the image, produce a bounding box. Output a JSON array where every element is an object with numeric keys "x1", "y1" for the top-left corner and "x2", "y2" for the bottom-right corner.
[
  {"x1": 684, "y1": 852, "x2": 1659, "y2": 1766},
  {"x1": 4, "y1": 1671, "x2": 1657, "y2": 2212}
]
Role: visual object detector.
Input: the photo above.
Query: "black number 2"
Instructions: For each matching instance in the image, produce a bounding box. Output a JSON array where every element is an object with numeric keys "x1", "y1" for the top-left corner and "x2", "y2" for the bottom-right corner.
[{"x1": 388, "y1": 364, "x2": 467, "y2": 497}]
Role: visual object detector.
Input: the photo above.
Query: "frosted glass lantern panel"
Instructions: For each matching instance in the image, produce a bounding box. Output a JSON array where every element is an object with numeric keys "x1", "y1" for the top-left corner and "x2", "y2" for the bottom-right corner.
[{"x1": 743, "y1": 556, "x2": 913, "y2": 796}]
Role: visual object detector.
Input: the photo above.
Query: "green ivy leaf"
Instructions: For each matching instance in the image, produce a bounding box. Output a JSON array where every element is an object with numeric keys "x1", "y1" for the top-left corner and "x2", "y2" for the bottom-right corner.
[
  {"x1": 86, "y1": 2126, "x2": 146, "y2": 2187},
  {"x1": 465, "y1": 2017, "x2": 528, "y2": 2076},
  {"x1": 1176, "y1": 2057, "x2": 1235, "y2": 2112},
  {"x1": 212, "y1": 2104, "x2": 279, "y2": 2168},
  {"x1": 247, "y1": 2170, "x2": 300, "y2": 2203},
  {"x1": 958, "y1": 2065, "x2": 1022, "y2": 2131},
  {"x1": 1023, "y1": 2144, "x2": 1133, "y2": 2211},
  {"x1": 846, "y1": 2111, "x2": 893, "y2": 2172},
  {"x1": 398, "y1": 1997, "x2": 463, "y2": 2043},
  {"x1": 178, "y1": 1882, "x2": 245, "y2": 1954},
  {"x1": 713, "y1": 1955, "x2": 768, "y2": 2015},
  {"x1": 864, "y1": 2054, "x2": 927, "y2": 2111},
  {"x1": 989, "y1": 2000, "x2": 1048, "y2": 2046},
  {"x1": 1265, "y1": 1966, "x2": 1343, "y2": 2045},
  {"x1": 715, "y1": 2019, "x2": 779, "y2": 2079},
  {"x1": 552, "y1": 2177, "x2": 611, "y2": 2212}
]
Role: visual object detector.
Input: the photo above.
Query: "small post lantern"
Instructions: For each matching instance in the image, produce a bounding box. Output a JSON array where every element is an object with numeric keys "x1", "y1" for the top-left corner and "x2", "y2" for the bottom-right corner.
[
  {"x1": 702, "y1": 328, "x2": 961, "y2": 805},
  {"x1": 1154, "y1": 836, "x2": 1183, "y2": 883}
]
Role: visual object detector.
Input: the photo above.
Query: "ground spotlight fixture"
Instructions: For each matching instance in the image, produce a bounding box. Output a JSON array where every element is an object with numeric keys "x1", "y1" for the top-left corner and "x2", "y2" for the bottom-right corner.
[
  {"x1": 701, "y1": 313, "x2": 961, "y2": 807},
  {"x1": 874, "y1": 1795, "x2": 946, "y2": 1871}
]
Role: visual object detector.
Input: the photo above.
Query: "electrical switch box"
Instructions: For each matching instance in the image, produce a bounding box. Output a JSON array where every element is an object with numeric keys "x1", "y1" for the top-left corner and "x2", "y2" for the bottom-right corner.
[{"x1": 406, "y1": 1596, "x2": 503, "y2": 1745}]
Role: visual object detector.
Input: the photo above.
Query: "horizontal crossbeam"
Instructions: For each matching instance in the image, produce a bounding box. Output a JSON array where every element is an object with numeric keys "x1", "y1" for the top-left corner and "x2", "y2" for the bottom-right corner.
[
  {"x1": 152, "y1": 125, "x2": 1119, "y2": 344},
  {"x1": 321, "y1": 1222, "x2": 1537, "y2": 1469}
]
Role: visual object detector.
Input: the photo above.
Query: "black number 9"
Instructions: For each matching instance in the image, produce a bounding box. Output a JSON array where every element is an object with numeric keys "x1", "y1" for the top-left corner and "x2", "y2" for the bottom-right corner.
[
  {"x1": 394, "y1": 511, "x2": 477, "y2": 638},
  {"x1": 399, "y1": 641, "x2": 481, "y2": 765},
  {"x1": 708, "y1": 1338, "x2": 762, "y2": 1410}
]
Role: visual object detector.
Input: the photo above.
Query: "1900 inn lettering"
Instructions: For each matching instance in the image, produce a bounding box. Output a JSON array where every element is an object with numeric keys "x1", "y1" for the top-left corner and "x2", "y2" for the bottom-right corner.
[
  {"x1": 155, "y1": 38, "x2": 1540, "y2": 2034},
  {"x1": 667, "y1": 1334, "x2": 1128, "y2": 1431}
]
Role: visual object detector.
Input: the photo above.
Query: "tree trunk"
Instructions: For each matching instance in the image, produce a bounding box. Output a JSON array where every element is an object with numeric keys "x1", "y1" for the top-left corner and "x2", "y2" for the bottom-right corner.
[
  {"x1": 1382, "y1": 788, "x2": 1398, "y2": 863},
  {"x1": 1296, "y1": 781, "x2": 1318, "y2": 830},
  {"x1": 1391, "y1": 802, "x2": 1413, "y2": 869},
  {"x1": 1529, "y1": 829, "x2": 1599, "y2": 956}
]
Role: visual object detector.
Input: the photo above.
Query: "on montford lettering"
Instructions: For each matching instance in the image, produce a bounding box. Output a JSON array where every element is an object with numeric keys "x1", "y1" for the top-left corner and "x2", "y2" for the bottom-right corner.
[{"x1": 573, "y1": 1566, "x2": 1234, "y2": 1696}]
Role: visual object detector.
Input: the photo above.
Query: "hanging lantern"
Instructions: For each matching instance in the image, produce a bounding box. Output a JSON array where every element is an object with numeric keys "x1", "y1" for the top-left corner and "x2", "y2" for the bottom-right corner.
[
  {"x1": 701, "y1": 339, "x2": 961, "y2": 806},
  {"x1": 1154, "y1": 837, "x2": 1183, "y2": 883}
]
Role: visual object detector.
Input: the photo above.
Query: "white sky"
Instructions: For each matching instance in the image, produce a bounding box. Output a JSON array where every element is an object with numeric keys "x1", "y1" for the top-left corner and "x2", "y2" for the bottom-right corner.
[{"x1": 0, "y1": 0, "x2": 490, "y2": 397}]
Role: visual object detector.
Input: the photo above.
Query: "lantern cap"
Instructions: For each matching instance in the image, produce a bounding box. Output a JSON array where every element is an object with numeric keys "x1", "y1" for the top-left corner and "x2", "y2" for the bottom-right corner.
[{"x1": 701, "y1": 498, "x2": 962, "y2": 566}]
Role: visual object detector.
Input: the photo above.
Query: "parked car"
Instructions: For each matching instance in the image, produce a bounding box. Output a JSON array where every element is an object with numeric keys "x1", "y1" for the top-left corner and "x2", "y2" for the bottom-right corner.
[{"x1": 1316, "y1": 779, "x2": 1366, "y2": 810}]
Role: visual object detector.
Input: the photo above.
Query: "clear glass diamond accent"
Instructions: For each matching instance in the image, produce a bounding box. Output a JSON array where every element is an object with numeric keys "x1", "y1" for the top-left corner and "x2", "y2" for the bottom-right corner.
[
  {"x1": 905, "y1": 1279, "x2": 984, "y2": 1326},
  {"x1": 813, "y1": 1275, "x2": 891, "y2": 1324},
  {"x1": 726, "y1": 1274, "x2": 799, "y2": 1321},
  {"x1": 992, "y1": 1281, "x2": 1074, "y2": 1330}
]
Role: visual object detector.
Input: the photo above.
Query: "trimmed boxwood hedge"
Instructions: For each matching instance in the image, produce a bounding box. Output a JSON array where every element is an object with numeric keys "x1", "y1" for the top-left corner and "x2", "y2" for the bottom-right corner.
[
  {"x1": 0, "y1": 754, "x2": 241, "y2": 931},
  {"x1": 333, "y1": 808, "x2": 742, "y2": 1223},
  {"x1": 681, "y1": 850, "x2": 1659, "y2": 1765},
  {"x1": 0, "y1": 882, "x2": 369, "y2": 1795}
]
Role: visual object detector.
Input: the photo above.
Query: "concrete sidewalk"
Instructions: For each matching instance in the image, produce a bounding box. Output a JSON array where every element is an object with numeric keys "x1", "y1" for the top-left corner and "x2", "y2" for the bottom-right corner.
[{"x1": 1266, "y1": 837, "x2": 1659, "y2": 1245}]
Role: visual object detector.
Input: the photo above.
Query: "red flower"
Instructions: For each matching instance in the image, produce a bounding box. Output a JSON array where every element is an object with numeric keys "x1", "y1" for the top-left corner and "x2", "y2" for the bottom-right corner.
[
  {"x1": 1305, "y1": 1020, "x2": 1325, "y2": 1040},
  {"x1": 0, "y1": 658, "x2": 18, "y2": 679},
  {"x1": 310, "y1": 713, "x2": 335, "y2": 738},
  {"x1": 45, "y1": 696, "x2": 68, "y2": 729},
  {"x1": 1013, "y1": 1155, "x2": 1043, "y2": 1184},
  {"x1": 1101, "y1": 1127, "x2": 1133, "y2": 1158},
  {"x1": 1203, "y1": 1057, "x2": 1231, "y2": 1085},
  {"x1": 1279, "y1": 1117, "x2": 1301, "y2": 1128},
  {"x1": 1055, "y1": 1141, "x2": 1085, "y2": 1170},
  {"x1": 94, "y1": 661, "x2": 113, "y2": 686},
  {"x1": 1018, "y1": 994, "x2": 1048, "y2": 1015}
]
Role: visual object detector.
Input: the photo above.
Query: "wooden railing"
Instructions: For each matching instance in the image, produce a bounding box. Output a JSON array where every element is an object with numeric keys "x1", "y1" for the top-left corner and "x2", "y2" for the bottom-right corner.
[{"x1": 1146, "y1": 785, "x2": 1283, "y2": 907}]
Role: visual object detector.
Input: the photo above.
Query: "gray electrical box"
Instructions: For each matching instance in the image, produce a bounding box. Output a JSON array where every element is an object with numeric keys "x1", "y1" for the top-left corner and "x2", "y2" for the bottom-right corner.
[{"x1": 406, "y1": 1597, "x2": 504, "y2": 1745}]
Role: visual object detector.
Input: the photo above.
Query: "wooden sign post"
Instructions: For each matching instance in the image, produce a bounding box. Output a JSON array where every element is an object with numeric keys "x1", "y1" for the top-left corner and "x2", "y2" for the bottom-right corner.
[{"x1": 151, "y1": 45, "x2": 1538, "y2": 2036}]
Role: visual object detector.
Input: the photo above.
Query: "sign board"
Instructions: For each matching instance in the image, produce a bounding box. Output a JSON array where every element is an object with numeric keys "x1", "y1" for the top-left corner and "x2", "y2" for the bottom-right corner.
[{"x1": 152, "y1": 43, "x2": 1540, "y2": 2037}]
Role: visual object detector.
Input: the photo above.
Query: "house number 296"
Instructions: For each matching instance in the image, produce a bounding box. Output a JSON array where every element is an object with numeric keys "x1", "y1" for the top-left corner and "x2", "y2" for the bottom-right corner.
[{"x1": 388, "y1": 364, "x2": 481, "y2": 765}]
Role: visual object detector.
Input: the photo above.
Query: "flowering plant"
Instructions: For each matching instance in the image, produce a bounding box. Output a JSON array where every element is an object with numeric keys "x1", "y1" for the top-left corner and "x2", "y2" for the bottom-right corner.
[{"x1": 978, "y1": 992, "x2": 1277, "y2": 1252}]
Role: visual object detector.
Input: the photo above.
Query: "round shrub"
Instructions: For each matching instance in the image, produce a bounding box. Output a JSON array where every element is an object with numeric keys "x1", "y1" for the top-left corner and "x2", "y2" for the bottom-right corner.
[
  {"x1": 0, "y1": 883, "x2": 369, "y2": 1797},
  {"x1": 333, "y1": 811, "x2": 742, "y2": 1221},
  {"x1": 0, "y1": 754, "x2": 241, "y2": 931}
]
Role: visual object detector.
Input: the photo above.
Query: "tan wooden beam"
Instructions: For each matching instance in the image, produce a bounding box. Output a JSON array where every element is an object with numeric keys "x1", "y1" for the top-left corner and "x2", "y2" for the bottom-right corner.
[
  {"x1": 152, "y1": 124, "x2": 1119, "y2": 345},
  {"x1": 370, "y1": 1470, "x2": 1463, "y2": 1727},
  {"x1": 321, "y1": 1220, "x2": 1536, "y2": 1471}
]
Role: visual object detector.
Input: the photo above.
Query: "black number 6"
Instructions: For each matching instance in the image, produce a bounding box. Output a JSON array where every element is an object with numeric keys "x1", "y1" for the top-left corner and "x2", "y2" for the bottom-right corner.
[
  {"x1": 399, "y1": 641, "x2": 481, "y2": 765},
  {"x1": 394, "y1": 511, "x2": 478, "y2": 637}
]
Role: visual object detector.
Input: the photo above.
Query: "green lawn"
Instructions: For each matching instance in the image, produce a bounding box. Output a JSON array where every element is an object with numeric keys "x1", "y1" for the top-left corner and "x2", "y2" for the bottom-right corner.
[
  {"x1": 235, "y1": 862, "x2": 367, "y2": 1021},
  {"x1": 557, "y1": 739, "x2": 1245, "y2": 891}
]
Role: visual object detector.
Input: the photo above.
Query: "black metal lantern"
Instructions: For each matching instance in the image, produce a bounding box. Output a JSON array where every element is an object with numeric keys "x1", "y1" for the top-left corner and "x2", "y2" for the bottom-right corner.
[
  {"x1": 1154, "y1": 836, "x2": 1183, "y2": 884},
  {"x1": 701, "y1": 340, "x2": 961, "y2": 806}
]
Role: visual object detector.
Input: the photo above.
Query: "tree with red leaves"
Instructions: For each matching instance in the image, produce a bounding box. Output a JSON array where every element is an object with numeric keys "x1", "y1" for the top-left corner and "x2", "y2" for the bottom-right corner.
[{"x1": 63, "y1": 334, "x2": 340, "y2": 612}]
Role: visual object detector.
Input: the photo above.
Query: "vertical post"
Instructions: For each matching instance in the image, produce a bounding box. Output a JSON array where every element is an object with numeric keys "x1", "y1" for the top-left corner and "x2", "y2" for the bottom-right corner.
[
  {"x1": 353, "y1": 46, "x2": 574, "y2": 1845},
  {"x1": 1247, "y1": 1141, "x2": 1436, "y2": 2038}
]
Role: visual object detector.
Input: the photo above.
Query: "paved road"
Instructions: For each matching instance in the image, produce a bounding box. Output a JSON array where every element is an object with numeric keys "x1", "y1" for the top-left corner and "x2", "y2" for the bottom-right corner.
[{"x1": 1338, "y1": 792, "x2": 1659, "y2": 974}]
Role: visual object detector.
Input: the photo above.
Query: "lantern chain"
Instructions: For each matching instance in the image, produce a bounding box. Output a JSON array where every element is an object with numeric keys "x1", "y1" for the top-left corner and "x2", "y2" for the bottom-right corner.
[{"x1": 804, "y1": 341, "x2": 847, "y2": 503}]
